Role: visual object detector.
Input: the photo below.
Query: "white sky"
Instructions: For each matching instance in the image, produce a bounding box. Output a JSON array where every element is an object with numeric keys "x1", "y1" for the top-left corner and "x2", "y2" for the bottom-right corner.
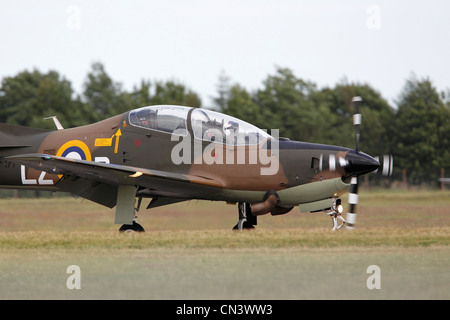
[{"x1": 1, "y1": 0, "x2": 449, "y2": 107}]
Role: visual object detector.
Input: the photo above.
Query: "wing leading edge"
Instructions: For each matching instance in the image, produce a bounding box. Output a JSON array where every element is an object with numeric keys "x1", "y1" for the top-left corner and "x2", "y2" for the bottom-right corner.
[{"x1": 6, "y1": 154, "x2": 223, "y2": 209}]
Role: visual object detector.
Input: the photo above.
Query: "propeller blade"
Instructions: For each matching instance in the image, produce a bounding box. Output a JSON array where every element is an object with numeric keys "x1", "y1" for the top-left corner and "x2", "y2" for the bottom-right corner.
[
  {"x1": 345, "y1": 176, "x2": 359, "y2": 230},
  {"x1": 352, "y1": 96, "x2": 362, "y2": 153},
  {"x1": 343, "y1": 97, "x2": 393, "y2": 230},
  {"x1": 345, "y1": 96, "x2": 363, "y2": 230}
]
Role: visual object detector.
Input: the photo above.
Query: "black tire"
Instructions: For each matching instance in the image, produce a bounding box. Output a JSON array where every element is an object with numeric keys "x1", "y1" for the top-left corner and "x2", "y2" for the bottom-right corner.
[
  {"x1": 119, "y1": 221, "x2": 145, "y2": 233},
  {"x1": 232, "y1": 221, "x2": 255, "y2": 230}
]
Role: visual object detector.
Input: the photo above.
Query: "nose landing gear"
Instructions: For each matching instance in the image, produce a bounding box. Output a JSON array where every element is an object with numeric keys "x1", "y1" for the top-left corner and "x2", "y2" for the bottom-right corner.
[{"x1": 326, "y1": 198, "x2": 346, "y2": 231}]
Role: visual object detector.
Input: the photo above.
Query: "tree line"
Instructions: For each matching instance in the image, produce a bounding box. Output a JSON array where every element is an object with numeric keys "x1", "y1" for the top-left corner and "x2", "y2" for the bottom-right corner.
[{"x1": 1, "y1": 62, "x2": 449, "y2": 187}]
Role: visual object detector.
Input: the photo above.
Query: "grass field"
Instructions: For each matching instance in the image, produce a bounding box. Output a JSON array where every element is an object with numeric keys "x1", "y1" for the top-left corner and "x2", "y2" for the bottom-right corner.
[{"x1": 0, "y1": 189, "x2": 449, "y2": 299}]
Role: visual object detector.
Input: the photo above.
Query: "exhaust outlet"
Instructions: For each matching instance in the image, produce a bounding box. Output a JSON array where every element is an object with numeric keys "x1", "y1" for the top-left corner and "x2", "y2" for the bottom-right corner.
[{"x1": 250, "y1": 190, "x2": 279, "y2": 216}]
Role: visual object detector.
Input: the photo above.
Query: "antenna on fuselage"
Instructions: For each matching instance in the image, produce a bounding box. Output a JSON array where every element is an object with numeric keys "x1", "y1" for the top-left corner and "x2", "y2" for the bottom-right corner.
[{"x1": 44, "y1": 116, "x2": 64, "y2": 130}]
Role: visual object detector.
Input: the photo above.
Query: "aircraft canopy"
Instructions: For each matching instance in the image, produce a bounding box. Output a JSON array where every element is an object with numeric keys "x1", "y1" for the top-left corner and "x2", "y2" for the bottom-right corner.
[{"x1": 129, "y1": 105, "x2": 271, "y2": 145}]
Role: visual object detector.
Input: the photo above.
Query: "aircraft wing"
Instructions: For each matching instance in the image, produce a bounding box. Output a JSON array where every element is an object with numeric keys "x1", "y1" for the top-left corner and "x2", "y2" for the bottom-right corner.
[{"x1": 6, "y1": 153, "x2": 223, "y2": 208}]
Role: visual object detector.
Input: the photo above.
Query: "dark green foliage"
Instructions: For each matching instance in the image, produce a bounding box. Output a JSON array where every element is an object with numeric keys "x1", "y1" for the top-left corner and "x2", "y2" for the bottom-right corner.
[
  {"x1": 0, "y1": 62, "x2": 202, "y2": 129},
  {"x1": 0, "y1": 63, "x2": 448, "y2": 185},
  {"x1": 0, "y1": 69, "x2": 84, "y2": 129},
  {"x1": 393, "y1": 76, "x2": 450, "y2": 184}
]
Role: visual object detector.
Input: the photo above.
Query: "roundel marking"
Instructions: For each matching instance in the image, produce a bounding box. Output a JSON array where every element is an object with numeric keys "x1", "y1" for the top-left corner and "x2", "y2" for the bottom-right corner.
[{"x1": 56, "y1": 140, "x2": 92, "y2": 161}]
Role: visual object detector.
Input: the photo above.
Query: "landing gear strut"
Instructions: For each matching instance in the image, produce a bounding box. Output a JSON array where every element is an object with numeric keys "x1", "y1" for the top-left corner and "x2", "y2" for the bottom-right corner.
[
  {"x1": 119, "y1": 209, "x2": 145, "y2": 232},
  {"x1": 326, "y1": 198, "x2": 346, "y2": 231},
  {"x1": 119, "y1": 198, "x2": 145, "y2": 233},
  {"x1": 233, "y1": 202, "x2": 257, "y2": 230}
]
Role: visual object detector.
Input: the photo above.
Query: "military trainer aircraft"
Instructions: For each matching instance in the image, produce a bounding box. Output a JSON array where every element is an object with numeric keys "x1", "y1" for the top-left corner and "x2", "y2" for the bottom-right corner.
[{"x1": 0, "y1": 96, "x2": 392, "y2": 232}]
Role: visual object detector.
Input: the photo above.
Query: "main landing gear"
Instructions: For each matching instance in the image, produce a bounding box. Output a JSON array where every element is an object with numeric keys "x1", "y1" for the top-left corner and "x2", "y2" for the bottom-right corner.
[
  {"x1": 233, "y1": 202, "x2": 257, "y2": 230},
  {"x1": 119, "y1": 197, "x2": 145, "y2": 233},
  {"x1": 119, "y1": 210, "x2": 145, "y2": 232}
]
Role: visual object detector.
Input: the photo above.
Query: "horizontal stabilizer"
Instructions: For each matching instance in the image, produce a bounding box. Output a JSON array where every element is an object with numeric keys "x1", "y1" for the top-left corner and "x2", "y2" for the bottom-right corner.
[
  {"x1": 0, "y1": 143, "x2": 31, "y2": 148},
  {"x1": 0, "y1": 123, "x2": 49, "y2": 149},
  {"x1": 0, "y1": 123, "x2": 50, "y2": 136}
]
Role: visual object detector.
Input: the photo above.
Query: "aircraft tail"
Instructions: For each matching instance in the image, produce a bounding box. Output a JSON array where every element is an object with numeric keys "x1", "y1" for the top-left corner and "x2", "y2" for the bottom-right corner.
[
  {"x1": 0, "y1": 123, "x2": 50, "y2": 136},
  {"x1": 0, "y1": 123, "x2": 50, "y2": 149}
]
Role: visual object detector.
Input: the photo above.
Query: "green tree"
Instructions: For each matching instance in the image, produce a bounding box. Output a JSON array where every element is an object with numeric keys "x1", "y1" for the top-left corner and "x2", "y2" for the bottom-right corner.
[
  {"x1": 254, "y1": 67, "x2": 321, "y2": 141},
  {"x1": 129, "y1": 80, "x2": 153, "y2": 107},
  {"x1": 149, "y1": 80, "x2": 201, "y2": 107},
  {"x1": 213, "y1": 70, "x2": 231, "y2": 110},
  {"x1": 221, "y1": 84, "x2": 270, "y2": 129},
  {"x1": 82, "y1": 62, "x2": 132, "y2": 120},
  {"x1": 312, "y1": 81, "x2": 395, "y2": 155},
  {"x1": 393, "y1": 75, "x2": 450, "y2": 184},
  {"x1": 0, "y1": 69, "x2": 83, "y2": 129}
]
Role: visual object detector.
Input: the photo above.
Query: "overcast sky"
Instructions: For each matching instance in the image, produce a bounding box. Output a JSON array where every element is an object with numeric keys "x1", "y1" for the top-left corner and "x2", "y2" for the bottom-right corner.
[{"x1": 1, "y1": 0, "x2": 449, "y2": 107}]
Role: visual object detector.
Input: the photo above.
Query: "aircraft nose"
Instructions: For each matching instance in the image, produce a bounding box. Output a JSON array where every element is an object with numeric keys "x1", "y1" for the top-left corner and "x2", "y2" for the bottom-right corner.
[{"x1": 345, "y1": 150, "x2": 380, "y2": 176}]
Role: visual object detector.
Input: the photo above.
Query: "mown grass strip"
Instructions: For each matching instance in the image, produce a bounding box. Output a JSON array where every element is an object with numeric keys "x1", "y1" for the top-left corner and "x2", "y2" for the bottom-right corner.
[{"x1": 1, "y1": 227, "x2": 449, "y2": 250}]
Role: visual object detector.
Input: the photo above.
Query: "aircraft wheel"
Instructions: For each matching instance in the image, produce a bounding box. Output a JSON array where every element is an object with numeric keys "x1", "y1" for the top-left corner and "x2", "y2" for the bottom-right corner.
[
  {"x1": 119, "y1": 221, "x2": 145, "y2": 233},
  {"x1": 233, "y1": 202, "x2": 256, "y2": 230},
  {"x1": 232, "y1": 221, "x2": 255, "y2": 230}
]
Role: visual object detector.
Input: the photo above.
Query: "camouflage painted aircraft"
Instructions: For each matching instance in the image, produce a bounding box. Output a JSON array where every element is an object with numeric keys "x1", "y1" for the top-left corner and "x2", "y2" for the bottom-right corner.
[{"x1": 0, "y1": 96, "x2": 392, "y2": 232}]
